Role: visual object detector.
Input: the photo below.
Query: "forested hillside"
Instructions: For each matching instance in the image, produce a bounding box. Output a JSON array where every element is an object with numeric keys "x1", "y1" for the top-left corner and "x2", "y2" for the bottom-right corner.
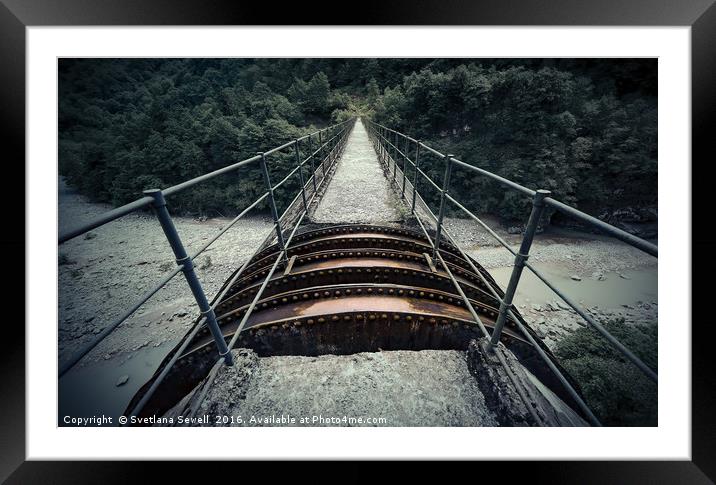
[{"x1": 59, "y1": 58, "x2": 657, "y2": 225}]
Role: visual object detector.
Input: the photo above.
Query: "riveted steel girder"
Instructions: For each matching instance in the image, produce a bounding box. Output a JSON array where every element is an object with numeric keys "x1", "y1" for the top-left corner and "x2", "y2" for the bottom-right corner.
[{"x1": 128, "y1": 224, "x2": 575, "y2": 419}]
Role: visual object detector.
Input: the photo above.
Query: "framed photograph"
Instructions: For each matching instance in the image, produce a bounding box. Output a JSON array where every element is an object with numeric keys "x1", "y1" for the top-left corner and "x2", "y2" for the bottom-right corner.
[{"x1": 4, "y1": 0, "x2": 713, "y2": 481}]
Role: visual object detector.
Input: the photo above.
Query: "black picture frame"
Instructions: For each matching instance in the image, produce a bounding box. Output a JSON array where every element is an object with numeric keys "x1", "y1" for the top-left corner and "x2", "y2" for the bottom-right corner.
[{"x1": 2, "y1": 0, "x2": 713, "y2": 482}]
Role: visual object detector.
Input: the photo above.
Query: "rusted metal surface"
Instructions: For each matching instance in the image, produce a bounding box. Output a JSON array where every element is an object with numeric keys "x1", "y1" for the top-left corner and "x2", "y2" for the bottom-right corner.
[
  {"x1": 185, "y1": 283, "x2": 529, "y2": 355},
  {"x1": 127, "y1": 224, "x2": 570, "y2": 418}
]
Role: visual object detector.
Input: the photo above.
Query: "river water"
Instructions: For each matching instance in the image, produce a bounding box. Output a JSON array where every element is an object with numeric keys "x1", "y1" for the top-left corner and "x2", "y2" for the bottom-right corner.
[
  {"x1": 59, "y1": 344, "x2": 170, "y2": 426},
  {"x1": 489, "y1": 263, "x2": 658, "y2": 309}
]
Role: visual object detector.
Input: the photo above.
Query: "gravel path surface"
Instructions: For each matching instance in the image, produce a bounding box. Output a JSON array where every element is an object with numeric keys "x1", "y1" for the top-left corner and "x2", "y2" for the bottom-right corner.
[
  {"x1": 311, "y1": 119, "x2": 406, "y2": 224},
  {"x1": 58, "y1": 178, "x2": 275, "y2": 368}
]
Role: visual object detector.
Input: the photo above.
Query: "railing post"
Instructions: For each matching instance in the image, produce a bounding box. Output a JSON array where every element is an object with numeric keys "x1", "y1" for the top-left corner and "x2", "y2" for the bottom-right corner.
[
  {"x1": 401, "y1": 136, "x2": 409, "y2": 198},
  {"x1": 411, "y1": 140, "x2": 421, "y2": 214},
  {"x1": 392, "y1": 131, "x2": 398, "y2": 180},
  {"x1": 334, "y1": 129, "x2": 340, "y2": 161},
  {"x1": 306, "y1": 135, "x2": 317, "y2": 192},
  {"x1": 387, "y1": 129, "x2": 392, "y2": 170},
  {"x1": 258, "y1": 152, "x2": 289, "y2": 265},
  {"x1": 380, "y1": 127, "x2": 390, "y2": 164},
  {"x1": 294, "y1": 139, "x2": 308, "y2": 214},
  {"x1": 332, "y1": 130, "x2": 337, "y2": 160},
  {"x1": 143, "y1": 189, "x2": 234, "y2": 365},
  {"x1": 374, "y1": 125, "x2": 379, "y2": 157},
  {"x1": 489, "y1": 189, "x2": 551, "y2": 348},
  {"x1": 386, "y1": 129, "x2": 391, "y2": 166},
  {"x1": 377, "y1": 126, "x2": 383, "y2": 162},
  {"x1": 330, "y1": 130, "x2": 337, "y2": 164},
  {"x1": 433, "y1": 154, "x2": 454, "y2": 259},
  {"x1": 380, "y1": 128, "x2": 385, "y2": 158},
  {"x1": 318, "y1": 130, "x2": 325, "y2": 179},
  {"x1": 376, "y1": 126, "x2": 381, "y2": 159}
]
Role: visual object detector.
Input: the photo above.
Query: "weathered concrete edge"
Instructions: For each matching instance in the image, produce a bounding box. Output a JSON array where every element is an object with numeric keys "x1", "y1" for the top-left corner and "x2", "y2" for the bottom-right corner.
[
  {"x1": 162, "y1": 344, "x2": 588, "y2": 427},
  {"x1": 466, "y1": 338, "x2": 589, "y2": 427}
]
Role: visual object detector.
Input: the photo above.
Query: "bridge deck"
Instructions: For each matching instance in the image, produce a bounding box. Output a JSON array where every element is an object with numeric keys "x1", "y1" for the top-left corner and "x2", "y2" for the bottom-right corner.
[
  {"x1": 311, "y1": 118, "x2": 404, "y2": 224},
  {"x1": 130, "y1": 119, "x2": 591, "y2": 427},
  {"x1": 166, "y1": 348, "x2": 500, "y2": 426}
]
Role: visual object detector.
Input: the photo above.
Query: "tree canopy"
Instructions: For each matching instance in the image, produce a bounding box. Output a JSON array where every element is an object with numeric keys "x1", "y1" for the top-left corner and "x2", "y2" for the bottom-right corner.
[
  {"x1": 370, "y1": 62, "x2": 657, "y2": 222},
  {"x1": 59, "y1": 58, "x2": 656, "y2": 223}
]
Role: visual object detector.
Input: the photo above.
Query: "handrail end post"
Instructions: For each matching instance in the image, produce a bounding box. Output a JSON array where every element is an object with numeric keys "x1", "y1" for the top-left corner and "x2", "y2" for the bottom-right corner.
[
  {"x1": 489, "y1": 188, "x2": 550, "y2": 348},
  {"x1": 144, "y1": 188, "x2": 232, "y2": 363},
  {"x1": 143, "y1": 188, "x2": 166, "y2": 207}
]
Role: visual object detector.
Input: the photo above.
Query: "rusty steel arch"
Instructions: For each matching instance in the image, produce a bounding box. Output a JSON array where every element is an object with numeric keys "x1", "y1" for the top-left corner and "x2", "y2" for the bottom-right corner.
[{"x1": 127, "y1": 223, "x2": 580, "y2": 418}]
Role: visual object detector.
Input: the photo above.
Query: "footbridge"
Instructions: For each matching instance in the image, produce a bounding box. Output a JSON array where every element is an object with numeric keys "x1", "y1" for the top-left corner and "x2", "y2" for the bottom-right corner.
[{"x1": 58, "y1": 117, "x2": 658, "y2": 427}]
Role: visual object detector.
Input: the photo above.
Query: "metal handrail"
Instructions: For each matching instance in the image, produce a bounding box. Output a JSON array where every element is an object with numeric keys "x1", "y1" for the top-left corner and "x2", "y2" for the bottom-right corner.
[
  {"x1": 367, "y1": 121, "x2": 659, "y2": 351},
  {"x1": 403, "y1": 170, "x2": 601, "y2": 425},
  {"x1": 366, "y1": 119, "x2": 659, "y2": 424},
  {"x1": 59, "y1": 118, "x2": 355, "y2": 379},
  {"x1": 125, "y1": 120, "x2": 353, "y2": 420}
]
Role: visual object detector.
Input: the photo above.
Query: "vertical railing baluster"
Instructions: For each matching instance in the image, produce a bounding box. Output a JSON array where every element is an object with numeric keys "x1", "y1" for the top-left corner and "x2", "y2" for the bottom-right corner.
[
  {"x1": 386, "y1": 128, "x2": 390, "y2": 168},
  {"x1": 332, "y1": 131, "x2": 337, "y2": 165},
  {"x1": 258, "y1": 152, "x2": 289, "y2": 265},
  {"x1": 433, "y1": 154, "x2": 454, "y2": 259},
  {"x1": 401, "y1": 136, "x2": 408, "y2": 198},
  {"x1": 294, "y1": 139, "x2": 308, "y2": 215},
  {"x1": 489, "y1": 189, "x2": 551, "y2": 348},
  {"x1": 306, "y1": 134, "x2": 317, "y2": 193},
  {"x1": 376, "y1": 125, "x2": 382, "y2": 161},
  {"x1": 380, "y1": 127, "x2": 386, "y2": 166},
  {"x1": 318, "y1": 130, "x2": 325, "y2": 179},
  {"x1": 378, "y1": 126, "x2": 382, "y2": 161},
  {"x1": 143, "y1": 189, "x2": 234, "y2": 366},
  {"x1": 381, "y1": 127, "x2": 386, "y2": 164},
  {"x1": 373, "y1": 127, "x2": 385, "y2": 159},
  {"x1": 393, "y1": 131, "x2": 398, "y2": 180},
  {"x1": 383, "y1": 127, "x2": 388, "y2": 166},
  {"x1": 411, "y1": 140, "x2": 421, "y2": 214},
  {"x1": 387, "y1": 129, "x2": 391, "y2": 171}
]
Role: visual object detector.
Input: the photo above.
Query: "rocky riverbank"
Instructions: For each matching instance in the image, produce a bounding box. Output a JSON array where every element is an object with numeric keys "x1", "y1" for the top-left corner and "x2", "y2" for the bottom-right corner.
[
  {"x1": 451, "y1": 219, "x2": 656, "y2": 350},
  {"x1": 58, "y1": 177, "x2": 275, "y2": 369}
]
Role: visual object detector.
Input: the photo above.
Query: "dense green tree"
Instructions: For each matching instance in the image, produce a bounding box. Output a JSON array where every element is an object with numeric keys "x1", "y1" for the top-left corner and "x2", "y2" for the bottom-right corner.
[
  {"x1": 370, "y1": 63, "x2": 657, "y2": 222},
  {"x1": 555, "y1": 318, "x2": 657, "y2": 426},
  {"x1": 304, "y1": 72, "x2": 331, "y2": 115},
  {"x1": 366, "y1": 78, "x2": 380, "y2": 104},
  {"x1": 59, "y1": 58, "x2": 656, "y2": 224}
]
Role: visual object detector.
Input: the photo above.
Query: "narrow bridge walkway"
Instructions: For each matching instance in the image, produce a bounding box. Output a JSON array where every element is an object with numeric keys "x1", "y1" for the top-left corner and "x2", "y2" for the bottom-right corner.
[{"x1": 311, "y1": 118, "x2": 405, "y2": 224}]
